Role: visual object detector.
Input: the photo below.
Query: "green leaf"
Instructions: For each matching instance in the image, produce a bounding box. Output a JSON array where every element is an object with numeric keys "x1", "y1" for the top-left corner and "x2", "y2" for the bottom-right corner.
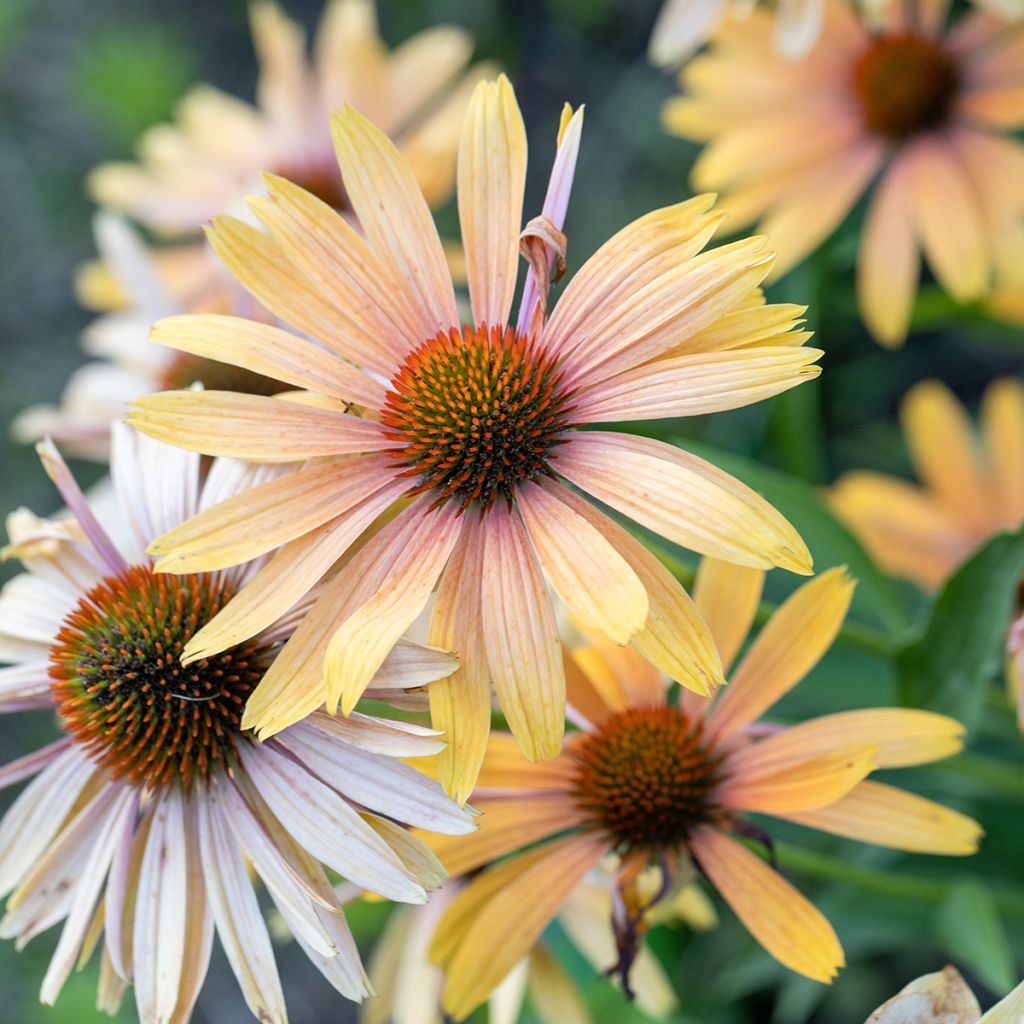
[
  {"x1": 674, "y1": 438, "x2": 909, "y2": 633},
  {"x1": 897, "y1": 527, "x2": 1024, "y2": 728},
  {"x1": 937, "y1": 879, "x2": 1016, "y2": 995}
]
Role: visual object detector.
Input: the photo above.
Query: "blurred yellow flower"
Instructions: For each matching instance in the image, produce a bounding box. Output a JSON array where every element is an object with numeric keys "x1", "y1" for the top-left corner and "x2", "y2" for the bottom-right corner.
[
  {"x1": 665, "y1": 0, "x2": 1024, "y2": 346},
  {"x1": 422, "y1": 560, "x2": 980, "y2": 1020},
  {"x1": 831, "y1": 379, "x2": 1024, "y2": 590},
  {"x1": 865, "y1": 966, "x2": 1024, "y2": 1023},
  {"x1": 89, "y1": 0, "x2": 488, "y2": 232},
  {"x1": 128, "y1": 76, "x2": 823, "y2": 801}
]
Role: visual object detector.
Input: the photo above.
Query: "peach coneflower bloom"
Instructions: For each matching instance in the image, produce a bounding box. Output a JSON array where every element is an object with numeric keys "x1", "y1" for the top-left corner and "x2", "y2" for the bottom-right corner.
[
  {"x1": 830, "y1": 378, "x2": 1024, "y2": 591},
  {"x1": 665, "y1": 0, "x2": 1024, "y2": 345},
  {"x1": 89, "y1": 0, "x2": 485, "y2": 234},
  {"x1": 0, "y1": 427, "x2": 470, "y2": 1023},
  {"x1": 865, "y1": 966, "x2": 1024, "y2": 1024},
  {"x1": 128, "y1": 75, "x2": 822, "y2": 801},
  {"x1": 422, "y1": 559, "x2": 980, "y2": 1020},
  {"x1": 649, "y1": 0, "x2": 827, "y2": 66},
  {"x1": 13, "y1": 216, "x2": 286, "y2": 460}
]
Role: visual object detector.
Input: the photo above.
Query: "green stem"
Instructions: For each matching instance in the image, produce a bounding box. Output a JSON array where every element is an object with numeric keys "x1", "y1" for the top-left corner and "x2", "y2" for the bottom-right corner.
[
  {"x1": 931, "y1": 753, "x2": 1024, "y2": 802},
  {"x1": 776, "y1": 843, "x2": 1024, "y2": 918}
]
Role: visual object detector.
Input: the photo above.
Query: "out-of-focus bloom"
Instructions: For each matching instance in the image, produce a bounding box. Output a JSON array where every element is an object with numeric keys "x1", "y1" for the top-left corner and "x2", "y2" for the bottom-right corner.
[
  {"x1": 831, "y1": 379, "x2": 1024, "y2": 591},
  {"x1": 89, "y1": 0, "x2": 486, "y2": 233},
  {"x1": 421, "y1": 564, "x2": 979, "y2": 1020},
  {"x1": 832, "y1": 378, "x2": 1024, "y2": 731},
  {"x1": 362, "y1": 862, "x2": 700, "y2": 1024},
  {"x1": 665, "y1": 0, "x2": 1024, "y2": 346},
  {"x1": 12, "y1": 216, "x2": 284, "y2": 460},
  {"x1": 649, "y1": 0, "x2": 826, "y2": 65},
  {"x1": 865, "y1": 966, "x2": 1024, "y2": 1023},
  {"x1": 128, "y1": 75, "x2": 822, "y2": 801},
  {"x1": 0, "y1": 427, "x2": 470, "y2": 1023}
]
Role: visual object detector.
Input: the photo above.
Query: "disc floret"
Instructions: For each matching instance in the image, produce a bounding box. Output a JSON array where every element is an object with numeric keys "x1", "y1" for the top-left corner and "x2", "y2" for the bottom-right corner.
[
  {"x1": 50, "y1": 564, "x2": 274, "y2": 790},
  {"x1": 381, "y1": 324, "x2": 575, "y2": 511},
  {"x1": 853, "y1": 34, "x2": 960, "y2": 140},
  {"x1": 571, "y1": 706, "x2": 723, "y2": 851}
]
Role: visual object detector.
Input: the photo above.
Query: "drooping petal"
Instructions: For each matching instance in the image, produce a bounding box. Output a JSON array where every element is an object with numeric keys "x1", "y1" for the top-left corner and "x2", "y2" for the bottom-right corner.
[
  {"x1": 196, "y1": 792, "x2": 287, "y2": 1024},
  {"x1": 857, "y1": 151, "x2": 919, "y2": 347},
  {"x1": 438, "y1": 834, "x2": 605, "y2": 1021},
  {"x1": 708, "y1": 567, "x2": 855, "y2": 741},
  {"x1": 982, "y1": 379, "x2": 1024, "y2": 526},
  {"x1": 572, "y1": 345, "x2": 822, "y2": 422},
  {"x1": 239, "y1": 742, "x2": 426, "y2": 903},
  {"x1": 182, "y1": 477, "x2": 407, "y2": 660},
  {"x1": 428, "y1": 511, "x2": 493, "y2": 804},
  {"x1": 481, "y1": 504, "x2": 565, "y2": 761},
  {"x1": 781, "y1": 780, "x2": 982, "y2": 855},
  {"x1": 133, "y1": 789, "x2": 189, "y2": 1024},
  {"x1": 727, "y1": 709, "x2": 964, "y2": 774},
  {"x1": 458, "y1": 76, "x2": 527, "y2": 328},
  {"x1": 693, "y1": 557, "x2": 764, "y2": 675},
  {"x1": 518, "y1": 480, "x2": 648, "y2": 644},
  {"x1": 691, "y1": 827, "x2": 843, "y2": 983},
  {"x1": 427, "y1": 795, "x2": 588, "y2": 878},
  {"x1": 151, "y1": 314, "x2": 388, "y2": 410},
  {"x1": 324, "y1": 501, "x2": 462, "y2": 715},
  {"x1": 718, "y1": 744, "x2": 877, "y2": 814},
  {"x1": 128, "y1": 390, "x2": 400, "y2": 461},
  {"x1": 553, "y1": 485, "x2": 723, "y2": 696},
  {"x1": 554, "y1": 431, "x2": 812, "y2": 573}
]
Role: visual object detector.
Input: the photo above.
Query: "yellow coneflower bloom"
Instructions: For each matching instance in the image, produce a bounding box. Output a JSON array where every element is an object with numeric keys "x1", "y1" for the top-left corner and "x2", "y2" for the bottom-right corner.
[
  {"x1": 362, "y1": 862, "x2": 693, "y2": 1024},
  {"x1": 89, "y1": 0, "x2": 486, "y2": 233},
  {"x1": 831, "y1": 378, "x2": 1024, "y2": 591},
  {"x1": 128, "y1": 75, "x2": 822, "y2": 801},
  {"x1": 665, "y1": 0, "x2": 1024, "y2": 346},
  {"x1": 0, "y1": 427, "x2": 470, "y2": 1024},
  {"x1": 865, "y1": 966, "x2": 1024, "y2": 1023},
  {"x1": 421, "y1": 559, "x2": 980, "y2": 1020},
  {"x1": 13, "y1": 216, "x2": 285, "y2": 460}
]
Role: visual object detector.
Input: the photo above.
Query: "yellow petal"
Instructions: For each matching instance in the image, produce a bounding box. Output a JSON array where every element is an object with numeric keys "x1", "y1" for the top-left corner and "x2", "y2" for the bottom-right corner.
[
  {"x1": 458, "y1": 75, "x2": 527, "y2": 327},
  {"x1": 554, "y1": 485, "x2": 724, "y2": 696},
  {"x1": 151, "y1": 313, "x2": 387, "y2": 410},
  {"x1": 518, "y1": 480, "x2": 648, "y2": 645},
  {"x1": 902, "y1": 379, "x2": 991, "y2": 532},
  {"x1": 782, "y1": 780, "x2": 983, "y2": 856},
  {"x1": 694, "y1": 556, "x2": 764, "y2": 675},
  {"x1": 709, "y1": 567, "x2": 855, "y2": 741},
  {"x1": 439, "y1": 835, "x2": 605, "y2": 1021},
  {"x1": 481, "y1": 506, "x2": 566, "y2": 761},
  {"x1": 325, "y1": 503, "x2": 463, "y2": 715},
  {"x1": 556, "y1": 431, "x2": 812, "y2": 574},
  {"x1": 128, "y1": 390, "x2": 396, "y2": 462},
  {"x1": 692, "y1": 827, "x2": 844, "y2": 983},
  {"x1": 982, "y1": 378, "x2": 1024, "y2": 526},
  {"x1": 857, "y1": 152, "x2": 919, "y2": 348},
  {"x1": 719, "y1": 744, "x2": 877, "y2": 814},
  {"x1": 149, "y1": 455, "x2": 393, "y2": 572},
  {"x1": 428, "y1": 512, "x2": 492, "y2": 804},
  {"x1": 728, "y1": 709, "x2": 964, "y2": 773}
]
